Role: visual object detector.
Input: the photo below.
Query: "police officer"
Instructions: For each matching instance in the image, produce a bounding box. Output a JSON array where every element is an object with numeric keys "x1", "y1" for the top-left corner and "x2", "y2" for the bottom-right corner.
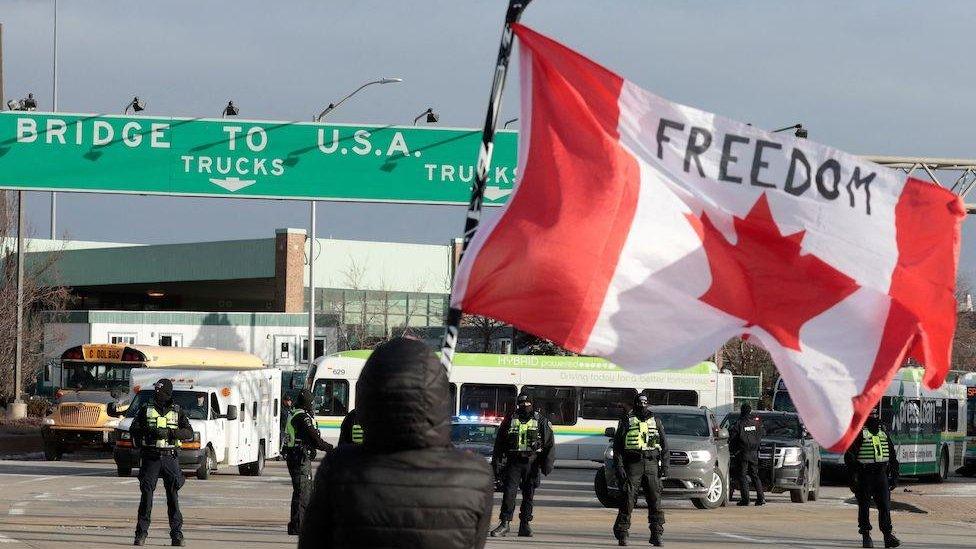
[
  {"x1": 730, "y1": 403, "x2": 765, "y2": 506},
  {"x1": 844, "y1": 410, "x2": 900, "y2": 548},
  {"x1": 283, "y1": 389, "x2": 333, "y2": 535},
  {"x1": 612, "y1": 394, "x2": 668, "y2": 547},
  {"x1": 130, "y1": 378, "x2": 193, "y2": 547},
  {"x1": 490, "y1": 394, "x2": 555, "y2": 538},
  {"x1": 338, "y1": 408, "x2": 364, "y2": 445}
]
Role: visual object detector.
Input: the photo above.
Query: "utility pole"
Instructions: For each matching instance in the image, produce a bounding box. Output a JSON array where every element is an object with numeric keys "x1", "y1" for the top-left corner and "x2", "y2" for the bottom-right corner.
[{"x1": 0, "y1": 22, "x2": 5, "y2": 108}]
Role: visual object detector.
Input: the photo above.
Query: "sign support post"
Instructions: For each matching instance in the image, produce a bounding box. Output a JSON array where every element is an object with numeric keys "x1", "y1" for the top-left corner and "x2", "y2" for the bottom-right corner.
[{"x1": 9, "y1": 191, "x2": 26, "y2": 419}]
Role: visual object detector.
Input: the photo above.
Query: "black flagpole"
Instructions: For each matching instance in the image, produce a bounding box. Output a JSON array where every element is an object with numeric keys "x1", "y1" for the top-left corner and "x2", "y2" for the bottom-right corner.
[{"x1": 441, "y1": 0, "x2": 532, "y2": 370}]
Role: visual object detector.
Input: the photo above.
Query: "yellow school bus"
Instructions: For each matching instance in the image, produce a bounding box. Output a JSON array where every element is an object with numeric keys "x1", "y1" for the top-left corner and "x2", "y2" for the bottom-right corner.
[{"x1": 41, "y1": 343, "x2": 263, "y2": 460}]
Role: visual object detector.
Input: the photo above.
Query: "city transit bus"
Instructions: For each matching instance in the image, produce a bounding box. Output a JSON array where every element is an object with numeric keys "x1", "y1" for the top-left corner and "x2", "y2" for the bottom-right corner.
[
  {"x1": 42, "y1": 343, "x2": 264, "y2": 460},
  {"x1": 773, "y1": 368, "x2": 968, "y2": 481},
  {"x1": 307, "y1": 351, "x2": 734, "y2": 460}
]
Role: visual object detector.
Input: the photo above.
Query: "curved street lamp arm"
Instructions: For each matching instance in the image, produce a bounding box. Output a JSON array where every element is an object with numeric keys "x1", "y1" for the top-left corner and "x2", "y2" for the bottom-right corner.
[{"x1": 316, "y1": 78, "x2": 401, "y2": 121}]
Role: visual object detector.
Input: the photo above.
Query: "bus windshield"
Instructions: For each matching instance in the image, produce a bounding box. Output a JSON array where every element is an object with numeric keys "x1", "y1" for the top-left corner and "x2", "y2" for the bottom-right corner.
[
  {"x1": 63, "y1": 362, "x2": 131, "y2": 392},
  {"x1": 125, "y1": 390, "x2": 210, "y2": 420},
  {"x1": 967, "y1": 389, "x2": 975, "y2": 437}
]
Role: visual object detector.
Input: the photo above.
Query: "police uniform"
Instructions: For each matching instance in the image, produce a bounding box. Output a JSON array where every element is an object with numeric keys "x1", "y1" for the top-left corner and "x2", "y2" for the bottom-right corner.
[
  {"x1": 844, "y1": 417, "x2": 900, "y2": 548},
  {"x1": 730, "y1": 409, "x2": 765, "y2": 506},
  {"x1": 283, "y1": 390, "x2": 333, "y2": 536},
  {"x1": 338, "y1": 409, "x2": 364, "y2": 445},
  {"x1": 130, "y1": 379, "x2": 193, "y2": 547},
  {"x1": 612, "y1": 399, "x2": 668, "y2": 547},
  {"x1": 490, "y1": 397, "x2": 555, "y2": 538}
]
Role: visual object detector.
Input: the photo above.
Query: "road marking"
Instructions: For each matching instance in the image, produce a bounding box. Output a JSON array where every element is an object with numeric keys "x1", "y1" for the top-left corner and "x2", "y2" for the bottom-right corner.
[
  {"x1": 118, "y1": 479, "x2": 138, "y2": 485},
  {"x1": 0, "y1": 533, "x2": 20, "y2": 544},
  {"x1": 8, "y1": 508, "x2": 25, "y2": 515},
  {"x1": 70, "y1": 484, "x2": 98, "y2": 491},
  {"x1": 716, "y1": 532, "x2": 771, "y2": 543}
]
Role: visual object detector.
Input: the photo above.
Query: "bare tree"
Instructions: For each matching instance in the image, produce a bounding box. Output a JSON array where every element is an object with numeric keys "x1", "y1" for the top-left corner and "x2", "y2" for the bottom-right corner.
[
  {"x1": 953, "y1": 271, "x2": 975, "y2": 372},
  {"x1": 461, "y1": 314, "x2": 509, "y2": 353},
  {"x1": 0, "y1": 193, "x2": 71, "y2": 405}
]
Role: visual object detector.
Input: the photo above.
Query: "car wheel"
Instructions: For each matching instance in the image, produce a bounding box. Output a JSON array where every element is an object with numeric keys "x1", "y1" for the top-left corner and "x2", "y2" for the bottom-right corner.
[
  {"x1": 197, "y1": 447, "x2": 215, "y2": 480},
  {"x1": 692, "y1": 468, "x2": 726, "y2": 510},
  {"x1": 43, "y1": 441, "x2": 62, "y2": 461},
  {"x1": 808, "y1": 465, "x2": 820, "y2": 501},
  {"x1": 790, "y1": 487, "x2": 809, "y2": 503},
  {"x1": 238, "y1": 443, "x2": 265, "y2": 477},
  {"x1": 594, "y1": 467, "x2": 622, "y2": 509}
]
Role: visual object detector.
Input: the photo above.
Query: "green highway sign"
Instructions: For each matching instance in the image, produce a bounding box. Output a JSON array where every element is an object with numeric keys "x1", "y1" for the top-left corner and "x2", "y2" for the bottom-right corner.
[{"x1": 0, "y1": 112, "x2": 518, "y2": 205}]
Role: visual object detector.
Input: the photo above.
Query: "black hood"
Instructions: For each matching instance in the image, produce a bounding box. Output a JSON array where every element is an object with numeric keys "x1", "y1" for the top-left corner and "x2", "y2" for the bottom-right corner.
[{"x1": 357, "y1": 338, "x2": 451, "y2": 453}]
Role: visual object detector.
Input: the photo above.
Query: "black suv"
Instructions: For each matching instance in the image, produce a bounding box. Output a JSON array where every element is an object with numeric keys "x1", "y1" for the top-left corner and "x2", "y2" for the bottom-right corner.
[{"x1": 721, "y1": 411, "x2": 821, "y2": 503}]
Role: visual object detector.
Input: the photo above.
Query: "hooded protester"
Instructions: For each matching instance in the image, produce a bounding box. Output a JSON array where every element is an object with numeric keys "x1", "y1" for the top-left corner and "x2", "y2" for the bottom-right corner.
[
  {"x1": 489, "y1": 393, "x2": 555, "y2": 538},
  {"x1": 729, "y1": 403, "x2": 765, "y2": 506},
  {"x1": 844, "y1": 409, "x2": 900, "y2": 548},
  {"x1": 283, "y1": 388, "x2": 333, "y2": 535},
  {"x1": 612, "y1": 394, "x2": 668, "y2": 546},
  {"x1": 299, "y1": 338, "x2": 494, "y2": 549},
  {"x1": 129, "y1": 378, "x2": 194, "y2": 547}
]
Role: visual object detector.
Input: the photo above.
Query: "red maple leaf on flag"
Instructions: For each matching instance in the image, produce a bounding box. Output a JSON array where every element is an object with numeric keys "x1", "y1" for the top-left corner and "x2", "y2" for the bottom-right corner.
[{"x1": 688, "y1": 194, "x2": 861, "y2": 351}]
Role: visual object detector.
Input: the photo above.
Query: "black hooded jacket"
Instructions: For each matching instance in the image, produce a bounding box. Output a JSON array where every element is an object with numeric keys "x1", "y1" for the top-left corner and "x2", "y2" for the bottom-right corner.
[{"x1": 300, "y1": 338, "x2": 494, "y2": 549}]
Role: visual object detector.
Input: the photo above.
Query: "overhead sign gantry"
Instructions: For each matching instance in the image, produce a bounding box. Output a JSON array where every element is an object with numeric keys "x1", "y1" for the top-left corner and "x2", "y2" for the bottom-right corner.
[{"x1": 0, "y1": 112, "x2": 518, "y2": 205}]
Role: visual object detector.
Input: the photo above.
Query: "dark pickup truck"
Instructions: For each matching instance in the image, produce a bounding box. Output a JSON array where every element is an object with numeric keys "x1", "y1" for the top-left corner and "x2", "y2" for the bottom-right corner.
[{"x1": 721, "y1": 411, "x2": 821, "y2": 503}]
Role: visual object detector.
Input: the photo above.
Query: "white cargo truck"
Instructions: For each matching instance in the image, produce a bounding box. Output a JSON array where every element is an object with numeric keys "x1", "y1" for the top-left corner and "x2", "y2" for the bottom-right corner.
[{"x1": 114, "y1": 367, "x2": 282, "y2": 479}]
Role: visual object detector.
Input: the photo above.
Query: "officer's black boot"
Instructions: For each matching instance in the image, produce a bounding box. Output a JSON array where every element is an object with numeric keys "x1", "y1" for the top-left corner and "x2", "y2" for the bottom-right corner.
[
  {"x1": 133, "y1": 535, "x2": 146, "y2": 546},
  {"x1": 862, "y1": 533, "x2": 874, "y2": 548},
  {"x1": 489, "y1": 520, "x2": 510, "y2": 537},
  {"x1": 171, "y1": 537, "x2": 185, "y2": 547},
  {"x1": 883, "y1": 534, "x2": 900, "y2": 548},
  {"x1": 650, "y1": 530, "x2": 663, "y2": 547},
  {"x1": 518, "y1": 520, "x2": 533, "y2": 537},
  {"x1": 616, "y1": 534, "x2": 628, "y2": 546}
]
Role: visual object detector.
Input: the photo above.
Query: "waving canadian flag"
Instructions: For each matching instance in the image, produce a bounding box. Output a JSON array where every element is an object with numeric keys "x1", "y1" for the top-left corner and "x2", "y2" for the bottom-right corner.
[{"x1": 451, "y1": 24, "x2": 965, "y2": 451}]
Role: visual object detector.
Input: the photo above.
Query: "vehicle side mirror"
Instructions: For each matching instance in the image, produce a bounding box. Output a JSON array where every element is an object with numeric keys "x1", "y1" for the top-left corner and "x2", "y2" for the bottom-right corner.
[
  {"x1": 224, "y1": 405, "x2": 238, "y2": 421},
  {"x1": 604, "y1": 427, "x2": 616, "y2": 438},
  {"x1": 802, "y1": 428, "x2": 812, "y2": 439},
  {"x1": 107, "y1": 402, "x2": 119, "y2": 417},
  {"x1": 716, "y1": 428, "x2": 729, "y2": 440}
]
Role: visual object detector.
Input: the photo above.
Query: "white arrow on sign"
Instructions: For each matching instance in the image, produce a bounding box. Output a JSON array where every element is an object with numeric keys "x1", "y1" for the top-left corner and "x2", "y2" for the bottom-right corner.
[
  {"x1": 483, "y1": 186, "x2": 512, "y2": 201},
  {"x1": 209, "y1": 177, "x2": 257, "y2": 193}
]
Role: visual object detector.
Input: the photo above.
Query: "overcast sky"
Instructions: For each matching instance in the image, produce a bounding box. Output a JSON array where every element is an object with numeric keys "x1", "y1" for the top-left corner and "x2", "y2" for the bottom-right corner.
[{"x1": 1, "y1": 0, "x2": 973, "y2": 274}]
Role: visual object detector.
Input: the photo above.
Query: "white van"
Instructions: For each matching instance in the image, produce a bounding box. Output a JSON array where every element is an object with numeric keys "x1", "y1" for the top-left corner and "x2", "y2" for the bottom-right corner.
[{"x1": 114, "y1": 367, "x2": 282, "y2": 479}]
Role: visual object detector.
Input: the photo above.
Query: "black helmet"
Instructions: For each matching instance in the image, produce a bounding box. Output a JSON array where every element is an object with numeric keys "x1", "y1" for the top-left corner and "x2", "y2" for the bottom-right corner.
[
  {"x1": 152, "y1": 378, "x2": 173, "y2": 406},
  {"x1": 516, "y1": 394, "x2": 533, "y2": 417},
  {"x1": 740, "y1": 403, "x2": 752, "y2": 416}
]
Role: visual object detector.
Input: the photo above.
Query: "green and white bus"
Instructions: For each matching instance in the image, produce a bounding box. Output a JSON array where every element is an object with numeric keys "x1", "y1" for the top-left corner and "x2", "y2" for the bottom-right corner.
[
  {"x1": 773, "y1": 368, "x2": 968, "y2": 481},
  {"x1": 307, "y1": 351, "x2": 734, "y2": 461}
]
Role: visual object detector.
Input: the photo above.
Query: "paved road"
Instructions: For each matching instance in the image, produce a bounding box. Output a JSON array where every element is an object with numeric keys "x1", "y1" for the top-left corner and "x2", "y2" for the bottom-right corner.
[{"x1": 0, "y1": 458, "x2": 973, "y2": 548}]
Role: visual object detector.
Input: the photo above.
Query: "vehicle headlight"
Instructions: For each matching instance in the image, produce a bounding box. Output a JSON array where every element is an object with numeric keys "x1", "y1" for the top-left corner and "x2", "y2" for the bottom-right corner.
[
  {"x1": 193, "y1": 431, "x2": 201, "y2": 443},
  {"x1": 782, "y1": 447, "x2": 803, "y2": 466},
  {"x1": 604, "y1": 446, "x2": 614, "y2": 461},
  {"x1": 41, "y1": 418, "x2": 55, "y2": 426},
  {"x1": 687, "y1": 450, "x2": 712, "y2": 463}
]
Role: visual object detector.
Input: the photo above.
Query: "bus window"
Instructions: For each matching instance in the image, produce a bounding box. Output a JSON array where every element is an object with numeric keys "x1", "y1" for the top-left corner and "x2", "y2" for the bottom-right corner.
[
  {"x1": 450, "y1": 383, "x2": 458, "y2": 415},
  {"x1": 643, "y1": 389, "x2": 698, "y2": 407},
  {"x1": 880, "y1": 397, "x2": 894, "y2": 431},
  {"x1": 312, "y1": 379, "x2": 349, "y2": 417},
  {"x1": 252, "y1": 401, "x2": 258, "y2": 419},
  {"x1": 240, "y1": 402, "x2": 245, "y2": 422},
  {"x1": 580, "y1": 388, "x2": 637, "y2": 420},
  {"x1": 459, "y1": 384, "x2": 516, "y2": 418},
  {"x1": 948, "y1": 399, "x2": 959, "y2": 432},
  {"x1": 936, "y1": 399, "x2": 947, "y2": 431},
  {"x1": 521, "y1": 386, "x2": 578, "y2": 426}
]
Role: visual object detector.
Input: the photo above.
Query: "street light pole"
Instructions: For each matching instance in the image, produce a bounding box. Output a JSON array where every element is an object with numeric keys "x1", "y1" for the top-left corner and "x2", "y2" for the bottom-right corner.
[
  {"x1": 315, "y1": 77, "x2": 402, "y2": 121},
  {"x1": 50, "y1": 0, "x2": 58, "y2": 240},
  {"x1": 10, "y1": 191, "x2": 26, "y2": 419},
  {"x1": 308, "y1": 201, "x2": 316, "y2": 366}
]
